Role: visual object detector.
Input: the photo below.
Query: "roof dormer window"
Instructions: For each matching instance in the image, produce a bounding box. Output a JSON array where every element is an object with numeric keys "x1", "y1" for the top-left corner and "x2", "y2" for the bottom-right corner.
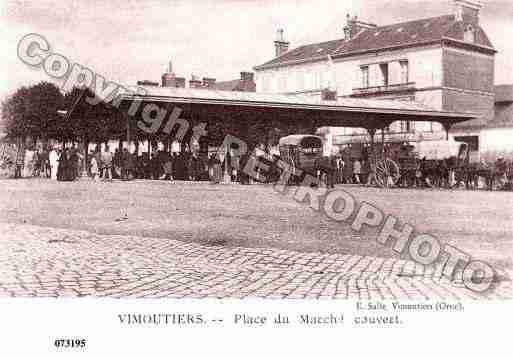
[{"x1": 464, "y1": 24, "x2": 475, "y2": 43}]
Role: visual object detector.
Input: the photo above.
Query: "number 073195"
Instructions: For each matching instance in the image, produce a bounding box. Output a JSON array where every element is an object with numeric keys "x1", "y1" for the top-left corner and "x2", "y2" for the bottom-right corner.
[{"x1": 53, "y1": 338, "x2": 86, "y2": 349}]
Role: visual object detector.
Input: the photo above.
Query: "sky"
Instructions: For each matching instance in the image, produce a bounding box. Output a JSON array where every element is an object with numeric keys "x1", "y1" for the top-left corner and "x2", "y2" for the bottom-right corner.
[{"x1": 1, "y1": 0, "x2": 513, "y2": 103}]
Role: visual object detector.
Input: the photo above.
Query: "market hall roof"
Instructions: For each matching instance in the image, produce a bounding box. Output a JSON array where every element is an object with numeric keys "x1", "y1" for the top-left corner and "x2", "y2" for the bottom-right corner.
[
  {"x1": 118, "y1": 86, "x2": 475, "y2": 128},
  {"x1": 254, "y1": 15, "x2": 496, "y2": 70}
]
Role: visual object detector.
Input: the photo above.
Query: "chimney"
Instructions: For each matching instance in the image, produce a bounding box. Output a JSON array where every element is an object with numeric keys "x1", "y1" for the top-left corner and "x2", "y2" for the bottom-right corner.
[
  {"x1": 203, "y1": 77, "x2": 216, "y2": 88},
  {"x1": 454, "y1": 0, "x2": 482, "y2": 25},
  {"x1": 344, "y1": 14, "x2": 377, "y2": 40},
  {"x1": 240, "y1": 72, "x2": 256, "y2": 92},
  {"x1": 137, "y1": 80, "x2": 159, "y2": 87},
  {"x1": 274, "y1": 29, "x2": 290, "y2": 57},
  {"x1": 175, "y1": 77, "x2": 185, "y2": 88},
  {"x1": 162, "y1": 60, "x2": 177, "y2": 87},
  {"x1": 189, "y1": 74, "x2": 203, "y2": 88},
  {"x1": 161, "y1": 73, "x2": 176, "y2": 87},
  {"x1": 321, "y1": 88, "x2": 337, "y2": 101},
  {"x1": 240, "y1": 72, "x2": 254, "y2": 82}
]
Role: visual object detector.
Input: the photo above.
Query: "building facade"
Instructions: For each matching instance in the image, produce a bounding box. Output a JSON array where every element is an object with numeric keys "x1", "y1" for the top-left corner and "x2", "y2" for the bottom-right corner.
[
  {"x1": 254, "y1": 0, "x2": 502, "y2": 157},
  {"x1": 479, "y1": 85, "x2": 513, "y2": 158}
]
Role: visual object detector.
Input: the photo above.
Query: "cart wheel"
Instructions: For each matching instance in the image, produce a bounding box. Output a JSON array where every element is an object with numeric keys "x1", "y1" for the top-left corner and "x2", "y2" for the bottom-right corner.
[{"x1": 376, "y1": 158, "x2": 400, "y2": 188}]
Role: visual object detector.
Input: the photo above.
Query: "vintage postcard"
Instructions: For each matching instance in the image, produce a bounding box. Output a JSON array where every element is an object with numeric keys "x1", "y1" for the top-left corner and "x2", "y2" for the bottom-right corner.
[{"x1": 0, "y1": 0, "x2": 511, "y2": 357}]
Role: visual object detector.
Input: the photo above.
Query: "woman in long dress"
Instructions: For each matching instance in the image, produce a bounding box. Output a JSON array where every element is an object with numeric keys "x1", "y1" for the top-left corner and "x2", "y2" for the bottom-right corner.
[
  {"x1": 90, "y1": 155, "x2": 100, "y2": 181},
  {"x1": 57, "y1": 149, "x2": 75, "y2": 181},
  {"x1": 49, "y1": 148, "x2": 59, "y2": 180},
  {"x1": 211, "y1": 155, "x2": 222, "y2": 184},
  {"x1": 23, "y1": 148, "x2": 35, "y2": 178}
]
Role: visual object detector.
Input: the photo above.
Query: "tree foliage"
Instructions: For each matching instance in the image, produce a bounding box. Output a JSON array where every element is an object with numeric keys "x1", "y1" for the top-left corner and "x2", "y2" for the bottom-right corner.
[
  {"x1": 0, "y1": 81, "x2": 297, "y2": 151},
  {"x1": 1, "y1": 82, "x2": 63, "y2": 141},
  {"x1": 0, "y1": 82, "x2": 125, "y2": 145},
  {"x1": 62, "y1": 87, "x2": 120, "y2": 143}
]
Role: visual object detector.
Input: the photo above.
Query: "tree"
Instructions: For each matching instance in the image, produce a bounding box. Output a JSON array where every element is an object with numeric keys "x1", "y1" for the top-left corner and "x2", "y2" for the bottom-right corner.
[
  {"x1": 25, "y1": 82, "x2": 64, "y2": 143},
  {"x1": 1, "y1": 86, "x2": 30, "y2": 141},
  {"x1": 1, "y1": 82, "x2": 63, "y2": 144},
  {"x1": 62, "y1": 86, "x2": 122, "y2": 167}
]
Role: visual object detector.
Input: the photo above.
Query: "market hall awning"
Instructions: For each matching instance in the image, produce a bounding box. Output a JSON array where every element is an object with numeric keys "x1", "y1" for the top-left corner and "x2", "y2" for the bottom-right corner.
[{"x1": 117, "y1": 86, "x2": 476, "y2": 131}]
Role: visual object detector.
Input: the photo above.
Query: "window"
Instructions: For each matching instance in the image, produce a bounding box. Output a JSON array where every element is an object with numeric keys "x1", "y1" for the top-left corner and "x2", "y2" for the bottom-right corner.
[
  {"x1": 454, "y1": 136, "x2": 479, "y2": 152},
  {"x1": 318, "y1": 71, "x2": 324, "y2": 89},
  {"x1": 269, "y1": 76, "x2": 277, "y2": 92},
  {"x1": 296, "y1": 71, "x2": 304, "y2": 90},
  {"x1": 379, "y1": 63, "x2": 389, "y2": 87},
  {"x1": 389, "y1": 121, "x2": 401, "y2": 132},
  {"x1": 304, "y1": 71, "x2": 312, "y2": 90},
  {"x1": 400, "y1": 121, "x2": 414, "y2": 133},
  {"x1": 464, "y1": 25, "x2": 475, "y2": 43},
  {"x1": 278, "y1": 74, "x2": 285, "y2": 92},
  {"x1": 324, "y1": 68, "x2": 332, "y2": 89},
  {"x1": 400, "y1": 60, "x2": 409, "y2": 84},
  {"x1": 361, "y1": 66, "x2": 369, "y2": 88},
  {"x1": 261, "y1": 75, "x2": 270, "y2": 92}
]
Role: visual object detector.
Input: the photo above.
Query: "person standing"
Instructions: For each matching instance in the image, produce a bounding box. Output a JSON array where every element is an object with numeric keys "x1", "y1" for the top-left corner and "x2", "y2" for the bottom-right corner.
[
  {"x1": 207, "y1": 154, "x2": 215, "y2": 181},
  {"x1": 149, "y1": 153, "x2": 160, "y2": 180},
  {"x1": 141, "y1": 152, "x2": 150, "y2": 179},
  {"x1": 366, "y1": 154, "x2": 378, "y2": 187},
  {"x1": 76, "y1": 148, "x2": 84, "y2": 179},
  {"x1": 33, "y1": 149, "x2": 41, "y2": 177},
  {"x1": 113, "y1": 148, "x2": 122, "y2": 179},
  {"x1": 211, "y1": 154, "x2": 222, "y2": 184},
  {"x1": 135, "y1": 154, "x2": 144, "y2": 179},
  {"x1": 14, "y1": 145, "x2": 25, "y2": 179},
  {"x1": 238, "y1": 153, "x2": 250, "y2": 185},
  {"x1": 188, "y1": 152, "x2": 201, "y2": 181},
  {"x1": 162, "y1": 151, "x2": 173, "y2": 181},
  {"x1": 93, "y1": 148, "x2": 102, "y2": 177},
  {"x1": 342, "y1": 153, "x2": 353, "y2": 184},
  {"x1": 353, "y1": 158, "x2": 362, "y2": 184},
  {"x1": 49, "y1": 147, "x2": 59, "y2": 180},
  {"x1": 121, "y1": 148, "x2": 133, "y2": 180},
  {"x1": 23, "y1": 147, "x2": 34, "y2": 178},
  {"x1": 69, "y1": 146, "x2": 79, "y2": 180},
  {"x1": 57, "y1": 148, "x2": 74, "y2": 181},
  {"x1": 101, "y1": 145, "x2": 113, "y2": 181},
  {"x1": 40, "y1": 147, "x2": 50, "y2": 178},
  {"x1": 90, "y1": 153, "x2": 100, "y2": 181}
]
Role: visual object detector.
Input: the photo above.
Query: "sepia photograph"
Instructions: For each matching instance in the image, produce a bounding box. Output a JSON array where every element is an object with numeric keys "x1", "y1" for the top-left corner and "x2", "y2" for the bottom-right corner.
[{"x1": 0, "y1": 0, "x2": 512, "y2": 356}]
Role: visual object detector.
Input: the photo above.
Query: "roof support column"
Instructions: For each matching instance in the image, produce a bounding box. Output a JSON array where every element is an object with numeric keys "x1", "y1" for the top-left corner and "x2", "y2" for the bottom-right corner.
[
  {"x1": 442, "y1": 122, "x2": 452, "y2": 140},
  {"x1": 125, "y1": 112, "x2": 130, "y2": 150},
  {"x1": 366, "y1": 127, "x2": 377, "y2": 161},
  {"x1": 380, "y1": 127, "x2": 386, "y2": 155}
]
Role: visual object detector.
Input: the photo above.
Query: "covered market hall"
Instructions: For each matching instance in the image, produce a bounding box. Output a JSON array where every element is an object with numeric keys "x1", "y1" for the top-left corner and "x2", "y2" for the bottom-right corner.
[{"x1": 116, "y1": 86, "x2": 475, "y2": 154}]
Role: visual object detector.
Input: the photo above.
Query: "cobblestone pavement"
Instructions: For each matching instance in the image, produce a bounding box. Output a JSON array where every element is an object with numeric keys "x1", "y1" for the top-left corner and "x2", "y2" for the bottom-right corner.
[{"x1": 0, "y1": 223, "x2": 510, "y2": 300}]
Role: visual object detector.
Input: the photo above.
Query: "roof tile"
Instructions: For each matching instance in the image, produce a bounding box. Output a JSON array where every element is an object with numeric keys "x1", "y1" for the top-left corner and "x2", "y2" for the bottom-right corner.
[{"x1": 255, "y1": 15, "x2": 494, "y2": 69}]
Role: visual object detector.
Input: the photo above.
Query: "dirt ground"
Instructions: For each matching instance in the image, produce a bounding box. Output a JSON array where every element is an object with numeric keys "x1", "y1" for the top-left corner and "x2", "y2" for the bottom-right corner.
[{"x1": 0, "y1": 178, "x2": 512, "y2": 277}]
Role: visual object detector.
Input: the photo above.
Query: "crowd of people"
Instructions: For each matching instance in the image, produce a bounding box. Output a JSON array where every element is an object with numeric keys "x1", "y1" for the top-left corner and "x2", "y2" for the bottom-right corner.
[
  {"x1": 6, "y1": 142, "x2": 512, "y2": 190},
  {"x1": 12, "y1": 146, "x2": 83, "y2": 181},
  {"x1": 4, "y1": 141, "x2": 251, "y2": 183},
  {"x1": 5, "y1": 143, "x2": 380, "y2": 186},
  {"x1": 322, "y1": 155, "x2": 373, "y2": 185},
  {"x1": 87, "y1": 147, "x2": 218, "y2": 182}
]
